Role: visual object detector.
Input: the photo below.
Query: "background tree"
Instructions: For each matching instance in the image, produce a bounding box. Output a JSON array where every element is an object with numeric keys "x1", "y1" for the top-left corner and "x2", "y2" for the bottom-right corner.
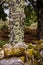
[
  {"x1": 24, "y1": 4, "x2": 37, "y2": 26},
  {"x1": 25, "y1": 0, "x2": 43, "y2": 40}
]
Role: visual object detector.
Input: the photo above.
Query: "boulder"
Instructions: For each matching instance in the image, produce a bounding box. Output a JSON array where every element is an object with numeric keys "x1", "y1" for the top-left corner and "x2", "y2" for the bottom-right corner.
[
  {"x1": 0, "y1": 48, "x2": 4, "y2": 59},
  {"x1": 12, "y1": 42, "x2": 28, "y2": 56},
  {"x1": 0, "y1": 57, "x2": 24, "y2": 65},
  {"x1": 14, "y1": 42, "x2": 28, "y2": 49},
  {"x1": 3, "y1": 44, "x2": 13, "y2": 57},
  {"x1": 12, "y1": 47, "x2": 25, "y2": 56}
]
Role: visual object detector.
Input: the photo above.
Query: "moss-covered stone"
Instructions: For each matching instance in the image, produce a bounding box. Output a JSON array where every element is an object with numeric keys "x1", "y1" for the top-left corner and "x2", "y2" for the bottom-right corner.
[
  {"x1": 12, "y1": 47, "x2": 25, "y2": 56},
  {"x1": 3, "y1": 44, "x2": 13, "y2": 57},
  {"x1": 0, "y1": 48, "x2": 4, "y2": 59},
  {"x1": 25, "y1": 48, "x2": 34, "y2": 58},
  {"x1": 20, "y1": 56, "x2": 25, "y2": 62}
]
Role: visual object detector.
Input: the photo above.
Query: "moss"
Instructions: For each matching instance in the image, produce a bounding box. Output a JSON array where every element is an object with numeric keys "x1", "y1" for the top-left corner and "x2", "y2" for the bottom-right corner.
[
  {"x1": 20, "y1": 56, "x2": 25, "y2": 62},
  {"x1": 0, "y1": 48, "x2": 4, "y2": 59},
  {"x1": 34, "y1": 50, "x2": 42, "y2": 60},
  {"x1": 35, "y1": 44, "x2": 43, "y2": 50},
  {"x1": 25, "y1": 48, "x2": 34, "y2": 58},
  {"x1": 34, "y1": 59, "x2": 38, "y2": 65},
  {"x1": 12, "y1": 47, "x2": 25, "y2": 56},
  {"x1": 28, "y1": 44, "x2": 34, "y2": 49},
  {"x1": 3, "y1": 44, "x2": 13, "y2": 57},
  {"x1": 33, "y1": 40, "x2": 43, "y2": 44}
]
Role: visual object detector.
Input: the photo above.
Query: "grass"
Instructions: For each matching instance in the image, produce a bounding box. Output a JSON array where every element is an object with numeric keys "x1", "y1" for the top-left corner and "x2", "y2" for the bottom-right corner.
[{"x1": 0, "y1": 40, "x2": 9, "y2": 47}]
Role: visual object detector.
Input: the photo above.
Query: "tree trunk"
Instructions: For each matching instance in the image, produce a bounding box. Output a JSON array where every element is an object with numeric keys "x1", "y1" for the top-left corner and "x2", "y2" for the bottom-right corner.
[
  {"x1": 8, "y1": 0, "x2": 25, "y2": 44},
  {"x1": 39, "y1": 10, "x2": 43, "y2": 39},
  {"x1": 36, "y1": 0, "x2": 43, "y2": 40}
]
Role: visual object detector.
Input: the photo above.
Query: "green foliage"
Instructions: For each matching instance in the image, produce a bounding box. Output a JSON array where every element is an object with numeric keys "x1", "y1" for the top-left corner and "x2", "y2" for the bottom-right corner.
[
  {"x1": 0, "y1": 40, "x2": 8, "y2": 47},
  {"x1": 24, "y1": 5, "x2": 37, "y2": 26}
]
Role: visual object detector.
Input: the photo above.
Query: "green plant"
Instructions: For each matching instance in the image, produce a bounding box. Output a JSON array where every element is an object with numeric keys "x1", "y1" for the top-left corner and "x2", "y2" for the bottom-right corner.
[
  {"x1": 0, "y1": 40, "x2": 9, "y2": 47},
  {"x1": 24, "y1": 5, "x2": 37, "y2": 26}
]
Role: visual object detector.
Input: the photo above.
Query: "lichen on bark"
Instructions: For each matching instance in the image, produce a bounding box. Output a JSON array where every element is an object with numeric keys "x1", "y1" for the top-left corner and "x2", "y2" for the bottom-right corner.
[{"x1": 8, "y1": 0, "x2": 25, "y2": 44}]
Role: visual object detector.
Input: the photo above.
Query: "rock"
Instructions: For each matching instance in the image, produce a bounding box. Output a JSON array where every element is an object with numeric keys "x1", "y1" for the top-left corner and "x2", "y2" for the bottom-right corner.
[
  {"x1": 12, "y1": 47, "x2": 25, "y2": 56},
  {"x1": 20, "y1": 56, "x2": 25, "y2": 62},
  {"x1": 3, "y1": 44, "x2": 13, "y2": 57},
  {"x1": 12, "y1": 42, "x2": 28, "y2": 56},
  {"x1": 14, "y1": 42, "x2": 28, "y2": 49},
  {"x1": 0, "y1": 48, "x2": 4, "y2": 60},
  {"x1": 2, "y1": 43, "x2": 27, "y2": 57},
  {"x1": 0, "y1": 57, "x2": 24, "y2": 65}
]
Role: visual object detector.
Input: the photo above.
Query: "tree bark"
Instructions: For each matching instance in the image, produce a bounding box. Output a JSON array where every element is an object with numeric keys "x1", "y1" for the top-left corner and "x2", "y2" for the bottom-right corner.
[
  {"x1": 8, "y1": 0, "x2": 25, "y2": 44},
  {"x1": 36, "y1": 0, "x2": 43, "y2": 40}
]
